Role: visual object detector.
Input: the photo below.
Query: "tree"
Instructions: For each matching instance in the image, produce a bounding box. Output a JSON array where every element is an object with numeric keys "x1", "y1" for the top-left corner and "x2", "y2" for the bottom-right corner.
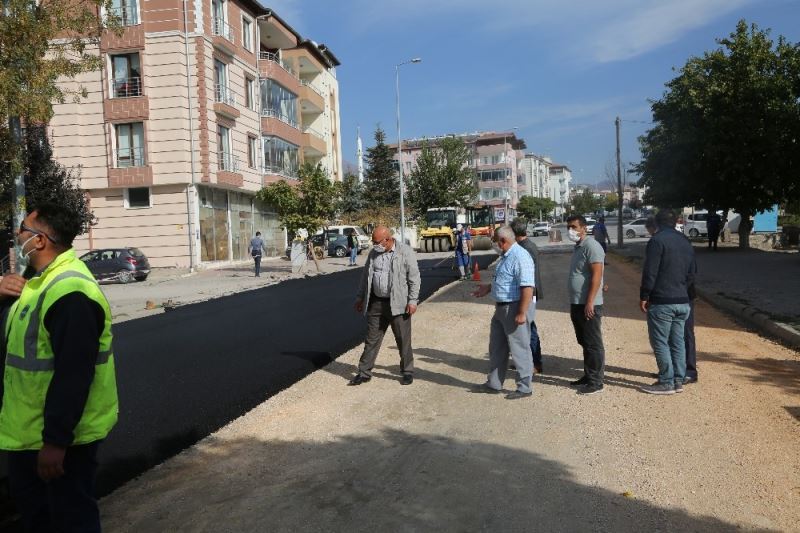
[
  {"x1": 637, "y1": 20, "x2": 800, "y2": 248},
  {"x1": 333, "y1": 173, "x2": 365, "y2": 217},
  {"x1": 517, "y1": 196, "x2": 556, "y2": 221},
  {"x1": 405, "y1": 137, "x2": 477, "y2": 218},
  {"x1": 570, "y1": 189, "x2": 601, "y2": 216},
  {"x1": 603, "y1": 193, "x2": 619, "y2": 214},
  {"x1": 362, "y1": 126, "x2": 399, "y2": 209}
]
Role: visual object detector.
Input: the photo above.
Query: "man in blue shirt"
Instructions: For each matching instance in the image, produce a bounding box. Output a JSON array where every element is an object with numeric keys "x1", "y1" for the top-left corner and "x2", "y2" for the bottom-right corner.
[
  {"x1": 471, "y1": 226, "x2": 536, "y2": 399},
  {"x1": 454, "y1": 224, "x2": 472, "y2": 280}
]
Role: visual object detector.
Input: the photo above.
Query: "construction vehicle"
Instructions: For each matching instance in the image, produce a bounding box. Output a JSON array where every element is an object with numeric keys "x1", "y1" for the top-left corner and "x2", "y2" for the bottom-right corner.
[{"x1": 417, "y1": 206, "x2": 496, "y2": 253}]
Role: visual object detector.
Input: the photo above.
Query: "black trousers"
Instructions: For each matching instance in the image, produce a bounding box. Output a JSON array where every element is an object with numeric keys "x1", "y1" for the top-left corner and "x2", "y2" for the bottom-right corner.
[
  {"x1": 569, "y1": 304, "x2": 605, "y2": 386},
  {"x1": 7, "y1": 441, "x2": 101, "y2": 533},
  {"x1": 708, "y1": 231, "x2": 719, "y2": 250},
  {"x1": 357, "y1": 297, "x2": 414, "y2": 377},
  {"x1": 685, "y1": 301, "x2": 697, "y2": 379},
  {"x1": 253, "y1": 254, "x2": 262, "y2": 276}
]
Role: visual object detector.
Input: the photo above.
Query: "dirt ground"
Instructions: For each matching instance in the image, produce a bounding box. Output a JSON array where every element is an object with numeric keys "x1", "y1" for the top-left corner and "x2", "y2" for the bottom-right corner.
[{"x1": 100, "y1": 251, "x2": 800, "y2": 532}]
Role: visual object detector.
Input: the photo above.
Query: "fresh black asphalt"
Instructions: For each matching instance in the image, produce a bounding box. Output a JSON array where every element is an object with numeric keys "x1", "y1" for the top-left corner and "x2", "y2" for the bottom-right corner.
[{"x1": 96, "y1": 254, "x2": 496, "y2": 495}]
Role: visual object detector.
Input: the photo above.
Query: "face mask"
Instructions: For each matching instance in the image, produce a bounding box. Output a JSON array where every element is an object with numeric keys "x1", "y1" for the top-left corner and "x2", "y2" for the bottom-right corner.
[
  {"x1": 567, "y1": 229, "x2": 581, "y2": 243},
  {"x1": 17, "y1": 234, "x2": 38, "y2": 269},
  {"x1": 373, "y1": 244, "x2": 386, "y2": 253}
]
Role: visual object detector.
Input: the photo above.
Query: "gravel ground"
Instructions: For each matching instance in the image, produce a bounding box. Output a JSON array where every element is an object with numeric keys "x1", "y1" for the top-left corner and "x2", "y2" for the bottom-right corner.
[{"x1": 100, "y1": 251, "x2": 800, "y2": 532}]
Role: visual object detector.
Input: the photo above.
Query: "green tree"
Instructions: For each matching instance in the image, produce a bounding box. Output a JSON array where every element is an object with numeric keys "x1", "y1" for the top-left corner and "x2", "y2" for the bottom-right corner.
[
  {"x1": 603, "y1": 193, "x2": 619, "y2": 213},
  {"x1": 257, "y1": 163, "x2": 336, "y2": 235},
  {"x1": 405, "y1": 137, "x2": 477, "y2": 217},
  {"x1": 517, "y1": 195, "x2": 556, "y2": 221},
  {"x1": 363, "y1": 126, "x2": 399, "y2": 209},
  {"x1": 333, "y1": 173, "x2": 365, "y2": 217},
  {"x1": 637, "y1": 20, "x2": 800, "y2": 248},
  {"x1": 571, "y1": 189, "x2": 602, "y2": 216}
]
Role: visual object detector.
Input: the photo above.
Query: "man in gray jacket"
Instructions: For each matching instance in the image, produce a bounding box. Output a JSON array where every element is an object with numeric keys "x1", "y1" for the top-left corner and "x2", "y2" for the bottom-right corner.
[{"x1": 350, "y1": 226, "x2": 421, "y2": 386}]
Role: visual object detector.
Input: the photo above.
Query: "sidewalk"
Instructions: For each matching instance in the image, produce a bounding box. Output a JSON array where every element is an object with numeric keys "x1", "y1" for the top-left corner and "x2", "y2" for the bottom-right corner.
[
  {"x1": 611, "y1": 241, "x2": 800, "y2": 349},
  {"x1": 99, "y1": 252, "x2": 800, "y2": 532}
]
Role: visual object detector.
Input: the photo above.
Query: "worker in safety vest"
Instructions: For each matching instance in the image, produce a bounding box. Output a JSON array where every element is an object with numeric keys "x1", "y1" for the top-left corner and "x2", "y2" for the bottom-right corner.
[{"x1": 0, "y1": 202, "x2": 118, "y2": 532}]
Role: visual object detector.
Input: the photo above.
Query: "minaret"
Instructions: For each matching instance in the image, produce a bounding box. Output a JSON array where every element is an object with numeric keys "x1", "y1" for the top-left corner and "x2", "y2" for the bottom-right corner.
[{"x1": 356, "y1": 126, "x2": 364, "y2": 182}]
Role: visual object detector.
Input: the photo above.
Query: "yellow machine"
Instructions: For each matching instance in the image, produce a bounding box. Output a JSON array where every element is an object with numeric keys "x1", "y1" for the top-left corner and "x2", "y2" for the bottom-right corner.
[{"x1": 417, "y1": 206, "x2": 495, "y2": 253}]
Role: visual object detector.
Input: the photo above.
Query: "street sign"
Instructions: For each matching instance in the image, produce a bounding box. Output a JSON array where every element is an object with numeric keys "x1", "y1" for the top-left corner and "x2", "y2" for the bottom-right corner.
[{"x1": 494, "y1": 208, "x2": 505, "y2": 223}]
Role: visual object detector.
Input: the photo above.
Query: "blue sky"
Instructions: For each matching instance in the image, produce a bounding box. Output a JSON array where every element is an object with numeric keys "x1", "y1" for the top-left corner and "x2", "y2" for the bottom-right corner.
[{"x1": 265, "y1": 0, "x2": 799, "y2": 185}]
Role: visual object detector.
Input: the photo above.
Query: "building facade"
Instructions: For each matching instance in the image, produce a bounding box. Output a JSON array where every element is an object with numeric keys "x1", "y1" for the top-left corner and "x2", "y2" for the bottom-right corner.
[
  {"x1": 518, "y1": 153, "x2": 551, "y2": 200},
  {"x1": 547, "y1": 164, "x2": 572, "y2": 216},
  {"x1": 49, "y1": 2, "x2": 342, "y2": 268},
  {"x1": 390, "y1": 131, "x2": 527, "y2": 223}
]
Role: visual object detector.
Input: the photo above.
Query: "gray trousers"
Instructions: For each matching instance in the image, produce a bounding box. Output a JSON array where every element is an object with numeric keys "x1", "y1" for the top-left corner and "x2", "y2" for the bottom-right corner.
[
  {"x1": 487, "y1": 301, "x2": 535, "y2": 393},
  {"x1": 358, "y1": 297, "x2": 414, "y2": 377}
]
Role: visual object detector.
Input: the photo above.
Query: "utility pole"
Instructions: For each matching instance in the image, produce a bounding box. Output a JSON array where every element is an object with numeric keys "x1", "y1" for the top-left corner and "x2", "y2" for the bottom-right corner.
[
  {"x1": 615, "y1": 116, "x2": 623, "y2": 249},
  {"x1": 5, "y1": 0, "x2": 26, "y2": 272}
]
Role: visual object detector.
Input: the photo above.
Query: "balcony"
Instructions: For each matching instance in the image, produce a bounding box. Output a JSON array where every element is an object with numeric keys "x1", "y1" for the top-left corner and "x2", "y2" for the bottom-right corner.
[
  {"x1": 212, "y1": 18, "x2": 236, "y2": 55},
  {"x1": 263, "y1": 164, "x2": 298, "y2": 181},
  {"x1": 114, "y1": 147, "x2": 145, "y2": 168},
  {"x1": 298, "y1": 80, "x2": 325, "y2": 114},
  {"x1": 301, "y1": 126, "x2": 327, "y2": 156},
  {"x1": 218, "y1": 152, "x2": 239, "y2": 173},
  {"x1": 107, "y1": 4, "x2": 140, "y2": 26},
  {"x1": 258, "y1": 52, "x2": 301, "y2": 94},
  {"x1": 213, "y1": 84, "x2": 239, "y2": 119},
  {"x1": 112, "y1": 77, "x2": 142, "y2": 98}
]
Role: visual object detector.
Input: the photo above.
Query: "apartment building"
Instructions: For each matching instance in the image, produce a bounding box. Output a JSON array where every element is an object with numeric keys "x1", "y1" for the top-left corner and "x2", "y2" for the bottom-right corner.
[
  {"x1": 547, "y1": 164, "x2": 572, "y2": 216},
  {"x1": 518, "y1": 153, "x2": 551, "y2": 199},
  {"x1": 391, "y1": 131, "x2": 527, "y2": 223},
  {"x1": 49, "y1": 1, "x2": 342, "y2": 268}
]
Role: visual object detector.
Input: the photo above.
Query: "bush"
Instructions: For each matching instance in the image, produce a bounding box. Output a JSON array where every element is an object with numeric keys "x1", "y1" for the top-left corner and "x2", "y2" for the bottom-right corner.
[{"x1": 778, "y1": 215, "x2": 800, "y2": 228}]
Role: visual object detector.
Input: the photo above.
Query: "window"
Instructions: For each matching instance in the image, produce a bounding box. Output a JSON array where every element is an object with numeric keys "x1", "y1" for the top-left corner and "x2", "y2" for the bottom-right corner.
[
  {"x1": 218, "y1": 126, "x2": 237, "y2": 171},
  {"x1": 245, "y1": 77, "x2": 255, "y2": 110},
  {"x1": 262, "y1": 135, "x2": 299, "y2": 178},
  {"x1": 247, "y1": 136, "x2": 257, "y2": 168},
  {"x1": 214, "y1": 59, "x2": 234, "y2": 106},
  {"x1": 125, "y1": 187, "x2": 151, "y2": 209},
  {"x1": 259, "y1": 78, "x2": 298, "y2": 127},
  {"x1": 242, "y1": 16, "x2": 253, "y2": 51},
  {"x1": 110, "y1": 53, "x2": 141, "y2": 98},
  {"x1": 114, "y1": 122, "x2": 145, "y2": 167},
  {"x1": 109, "y1": 0, "x2": 139, "y2": 26}
]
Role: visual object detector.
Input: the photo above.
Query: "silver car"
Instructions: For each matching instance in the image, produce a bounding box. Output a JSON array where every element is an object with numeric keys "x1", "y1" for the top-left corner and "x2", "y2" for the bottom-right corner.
[{"x1": 623, "y1": 218, "x2": 650, "y2": 238}]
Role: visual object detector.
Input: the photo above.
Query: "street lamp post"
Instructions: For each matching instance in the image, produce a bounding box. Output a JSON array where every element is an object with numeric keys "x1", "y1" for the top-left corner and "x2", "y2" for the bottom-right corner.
[{"x1": 395, "y1": 57, "x2": 421, "y2": 245}]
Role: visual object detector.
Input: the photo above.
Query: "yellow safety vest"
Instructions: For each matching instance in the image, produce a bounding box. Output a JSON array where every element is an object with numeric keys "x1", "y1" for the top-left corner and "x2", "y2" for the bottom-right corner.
[{"x1": 0, "y1": 249, "x2": 118, "y2": 450}]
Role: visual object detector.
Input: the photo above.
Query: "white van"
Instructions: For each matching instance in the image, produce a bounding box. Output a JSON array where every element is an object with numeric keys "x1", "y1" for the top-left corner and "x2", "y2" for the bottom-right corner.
[
  {"x1": 316, "y1": 225, "x2": 370, "y2": 250},
  {"x1": 682, "y1": 210, "x2": 725, "y2": 238}
]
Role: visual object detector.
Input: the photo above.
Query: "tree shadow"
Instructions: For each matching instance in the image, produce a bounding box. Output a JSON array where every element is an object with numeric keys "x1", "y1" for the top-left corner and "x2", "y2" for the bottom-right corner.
[
  {"x1": 99, "y1": 431, "x2": 745, "y2": 532},
  {"x1": 699, "y1": 351, "x2": 800, "y2": 396}
]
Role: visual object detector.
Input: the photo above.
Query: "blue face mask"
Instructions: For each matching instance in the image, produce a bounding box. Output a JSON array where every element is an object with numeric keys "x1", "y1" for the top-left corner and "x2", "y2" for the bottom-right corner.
[{"x1": 373, "y1": 244, "x2": 386, "y2": 253}]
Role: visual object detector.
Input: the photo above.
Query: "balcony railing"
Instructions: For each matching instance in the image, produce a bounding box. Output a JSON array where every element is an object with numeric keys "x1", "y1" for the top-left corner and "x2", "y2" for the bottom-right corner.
[
  {"x1": 114, "y1": 147, "x2": 145, "y2": 168},
  {"x1": 261, "y1": 107, "x2": 299, "y2": 129},
  {"x1": 214, "y1": 84, "x2": 236, "y2": 107},
  {"x1": 263, "y1": 164, "x2": 298, "y2": 180},
  {"x1": 212, "y1": 18, "x2": 234, "y2": 43},
  {"x1": 108, "y1": 4, "x2": 140, "y2": 26},
  {"x1": 302, "y1": 125, "x2": 325, "y2": 139},
  {"x1": 300, "y1": 79, "x2": 324, "y2": 98},
  {"x1": 218, "y1": 152, "x2": 239, "y2": 173},
  {"x1": 112, "y1": 77, "x2": 142, "y2": 98},
  {"x1": 258, "y1": 52, "x2": 297, "y2": 77}
]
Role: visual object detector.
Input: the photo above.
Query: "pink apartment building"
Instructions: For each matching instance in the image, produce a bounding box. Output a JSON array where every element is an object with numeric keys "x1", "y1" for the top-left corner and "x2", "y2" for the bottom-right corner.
[
  {"x1": 390, "y1": 131, "x2": 527, "y2": 222},
  {"x1": 49, "y1": 1, "x2": 342, "y2": 268}
]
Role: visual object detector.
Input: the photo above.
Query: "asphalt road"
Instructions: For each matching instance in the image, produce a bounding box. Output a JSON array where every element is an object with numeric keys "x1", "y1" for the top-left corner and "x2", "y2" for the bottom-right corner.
[{"x1": 95, "y1": 253, "x2": 498, "y2": 495}]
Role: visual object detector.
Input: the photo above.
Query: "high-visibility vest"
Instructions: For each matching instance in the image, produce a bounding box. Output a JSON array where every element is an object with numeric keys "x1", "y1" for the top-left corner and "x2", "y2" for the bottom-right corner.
[{"x1": 0, "y1": 249, "x2": 118, "y2": 450}]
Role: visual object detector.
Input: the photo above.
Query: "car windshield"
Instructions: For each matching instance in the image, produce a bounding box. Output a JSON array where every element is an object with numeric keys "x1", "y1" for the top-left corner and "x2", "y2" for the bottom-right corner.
[
  {"x1": 467, "y1": 208, "x2": 492, "y2": 227},
  {"x1": 353, "y1": 227, "x2": 365, "y2": 236},
  {"x1": 535, "y1": 222, "x2": 548, "y2": 227},
  {"x1": 426, "y1": 210, "x2": 456, "y2": 228},
  {"x1": 128, "y1": 248, "x2": 144, "y2": 257}
]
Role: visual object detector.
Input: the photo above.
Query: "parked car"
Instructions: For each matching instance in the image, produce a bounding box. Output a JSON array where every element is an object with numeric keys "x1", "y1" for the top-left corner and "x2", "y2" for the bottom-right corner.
[
  {"x1": 585, "y1": 218, "x2": 597, "y2": 235},
  {"x1": 682, "y1": 210, "x2": 726, "y2": 238},
  {"x1": 285, "y1": 233, "x2": 363, "y2": 259},
  {"x1": 622, "y1": 218, "x2": 650, "y2": 238},
  {"x1": 315, "y1": 225, "x2": 370, "y2": 250},
  {"x1": 80, "y1": 248, "x2": 150, "y2": 283},
  {"x1": 528, "y1": 221, "x2": 551, "y2": 237}
]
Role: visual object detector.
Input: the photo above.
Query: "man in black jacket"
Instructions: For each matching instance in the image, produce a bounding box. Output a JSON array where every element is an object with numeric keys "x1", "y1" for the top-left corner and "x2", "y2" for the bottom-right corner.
[{"x1": 639, "y1": 209, "x2": 696, "y2": 395}]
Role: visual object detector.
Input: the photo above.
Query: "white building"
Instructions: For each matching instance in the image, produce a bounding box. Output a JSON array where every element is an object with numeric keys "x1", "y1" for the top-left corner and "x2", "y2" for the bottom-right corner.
[
  {"x1": 518, "y1": 153, "x2": 550, "y2": 199},
  {"x1": 548, "y1": 163, "x2": 572, "y2": 215}
]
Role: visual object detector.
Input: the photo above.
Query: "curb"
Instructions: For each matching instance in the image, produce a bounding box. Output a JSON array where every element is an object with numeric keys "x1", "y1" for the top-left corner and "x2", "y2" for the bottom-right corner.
[{"x1": 608, "y1": 248, "x2": 800, "y2": 351}]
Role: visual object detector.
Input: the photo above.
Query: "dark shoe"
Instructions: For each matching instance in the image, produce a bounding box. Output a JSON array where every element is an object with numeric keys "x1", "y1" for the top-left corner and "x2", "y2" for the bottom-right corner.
[
  {"x1": 471, "y1": 383, "x2": 501, "y2": 394},
  {"x1": 674, "y1": 382, "x2": 684, "y2": 393},
  {"x1": 683, "y1": 376, "x2": 698, "y2": 384},
  {"x1": 577, "y1": 383, "x2": 604, "y2": 395},
  {"x1": 570, "y1": 376, "x2": 589, "y2": 387},
  {"x1": 639, "y1": 381, "x2": 676, "y2": 395},
  {"x1": 348, "y1": 374, "x2": 371, "y2": 386},
  {"x1": 534, "y1": 364, "x2": 543, "y2": 374},
  {"x1": 401, "y1": 374, "x2": 413, "y2": 386},
  {"x1": 505, "y1": 390, "x2": 533, "y2": 400}
]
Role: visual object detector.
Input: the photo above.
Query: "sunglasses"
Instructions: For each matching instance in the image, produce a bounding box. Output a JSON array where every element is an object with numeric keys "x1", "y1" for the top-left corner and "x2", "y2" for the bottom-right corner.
[
  {"x1": 372, "y1": 236, "x2": 390, "y2": 245},
  {"x1": 19, "y1": 222, "x2": 58, "y2": 244}
]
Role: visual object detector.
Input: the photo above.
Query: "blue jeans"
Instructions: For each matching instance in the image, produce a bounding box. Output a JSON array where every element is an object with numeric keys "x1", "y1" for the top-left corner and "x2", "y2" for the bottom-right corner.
[
  {"x1": 647, "y1": 303, "x2": 691, "y2": 386},
  {"x1": 349, "y1": 247, "x2": 357, "y2": 265},
  {"x1": 530, "y1": 320, "x2": 541, "y2": 368}
]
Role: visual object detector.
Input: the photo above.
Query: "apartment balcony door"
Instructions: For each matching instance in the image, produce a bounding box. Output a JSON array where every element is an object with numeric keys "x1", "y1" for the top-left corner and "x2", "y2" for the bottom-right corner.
[
  {"x1": 114, "y1": 123, "x2": 144, "y2": 167},
  {"x1": 111, "y1": 53, "x2": 141, "y2": 98}
]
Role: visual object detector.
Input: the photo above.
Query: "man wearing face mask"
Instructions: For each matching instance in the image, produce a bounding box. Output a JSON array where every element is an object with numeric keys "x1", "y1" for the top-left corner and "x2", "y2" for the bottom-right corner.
[
  {"x1": 0, "y1": 203, "x2": 118, "y2": 532},
  {"x1": 471, "y1": 226, "x2": 536, "y2": 399},
  {"x1": 350, "y1": 226, "x2": 421, "y2": 386},
  {"x1": 566, "y1": 214, "x2": 606, "y2": 395}
]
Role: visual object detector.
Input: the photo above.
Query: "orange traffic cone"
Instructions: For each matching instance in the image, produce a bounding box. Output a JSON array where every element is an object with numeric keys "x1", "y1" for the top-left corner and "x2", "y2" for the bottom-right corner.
[{"x1": 472, "y1": 260, "x2": 481, "y2": 281}]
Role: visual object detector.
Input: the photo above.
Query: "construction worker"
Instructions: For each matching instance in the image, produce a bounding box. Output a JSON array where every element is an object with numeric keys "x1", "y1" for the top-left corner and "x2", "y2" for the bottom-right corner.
[{"x1": 0, "y1": 202, "x2": 118, "y2": 532}]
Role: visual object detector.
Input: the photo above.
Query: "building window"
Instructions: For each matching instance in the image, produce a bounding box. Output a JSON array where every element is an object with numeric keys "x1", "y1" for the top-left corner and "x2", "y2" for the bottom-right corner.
[
  {"x1": 109, "y1": 0, "x2": 139, "y2": 26},
  {"x1": 247, "y1": 136, "x2": 257, "y2": 169},
  {"x1": 242, "y1": 16, "x2": 253, "y2": 52},
  {"x1": 478, "y1": 169, "x2": 509, "y2": 182},
  {"x1": 214, "y1": 59, "x2": 235, "y2": 106},
  {"x1": 245, "y1": 76, "x2": 255, "y2": 111},
  {"x1": 110, "y1": 53, "x2": 141, "y2": 98},
  {"x1": 124, "y1": 187, "x2": 151, "y2": 209},
  {"x1": 218, "y1": 126, "x2": 237, "y2": 172},
  {"x1": 262, "y1": 135, "x2": 299, "y2": 178},
  {"x1": 211, "y1": 0, "x2": 232, "y2": 41},
  {"x1": 114, "y1": 122, "x2": 145, "y2": 167},
  {"x1": 260, "y1": 78, "x2": 298, "y2": 128}
]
